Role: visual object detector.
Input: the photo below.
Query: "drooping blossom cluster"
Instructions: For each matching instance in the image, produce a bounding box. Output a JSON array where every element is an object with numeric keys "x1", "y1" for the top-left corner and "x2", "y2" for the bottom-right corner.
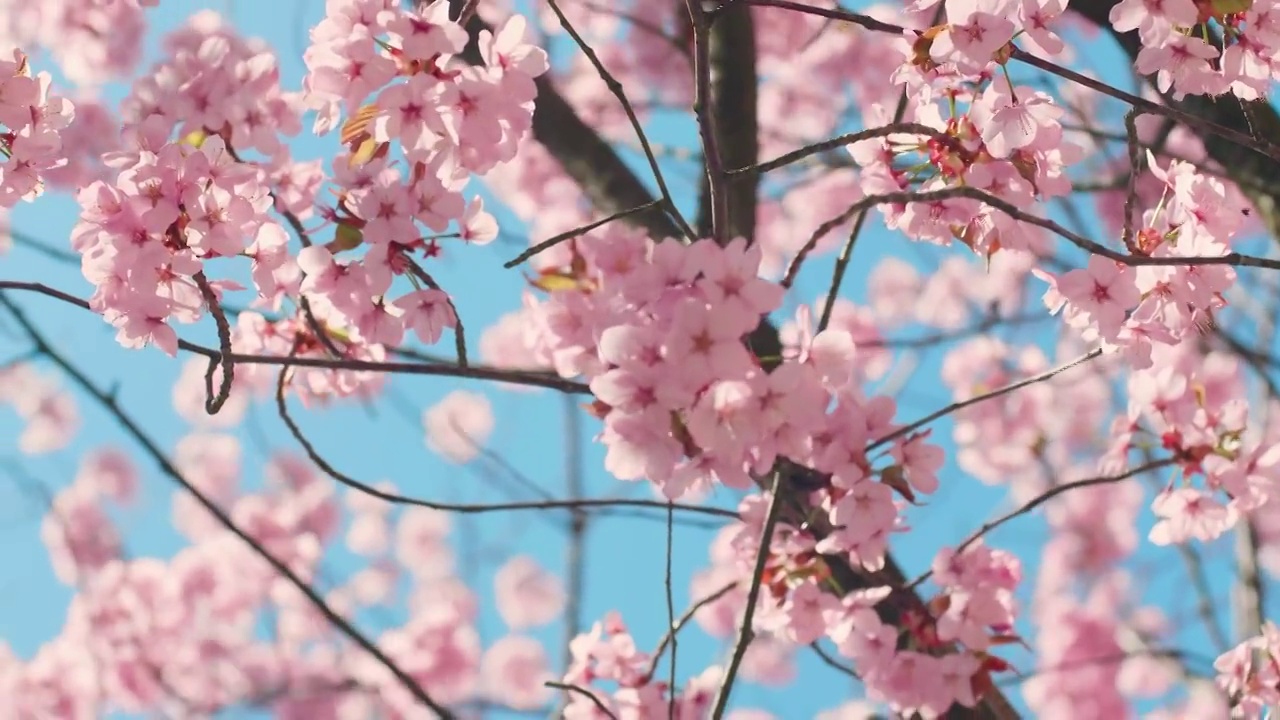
[
  {"x1": 72, "y1": 133, "x2": 278, "y2": 355},
  {"x1": 0, "y1": 49, "x2": 75, "y2": 208}
]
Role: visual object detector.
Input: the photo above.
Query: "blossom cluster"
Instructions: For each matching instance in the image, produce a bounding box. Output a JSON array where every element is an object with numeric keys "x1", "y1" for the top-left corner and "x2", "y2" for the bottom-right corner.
[
  {"x1": 494, "y1": 223, "x2": 1029, "y2": 712},
  {"x1": 1110, "y1": 0, "x2": 1280, "y2": 100},
  {"x1": 1, "y1": 433, "x2": 574, "y2": 717},
  {"x1": 5, "y1": 0, "x2": 1280, "y2": 717},
  {"x1": 0, "y1": 49, "x2": 75, "y2": 208},
  {"x1": 66, "y1": 2, "x2": 545, "y2": 406}
]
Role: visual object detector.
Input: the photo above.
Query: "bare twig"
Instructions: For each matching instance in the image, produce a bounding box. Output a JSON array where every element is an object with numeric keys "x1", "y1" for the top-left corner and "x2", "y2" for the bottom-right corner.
[
  {"x1": 808, "y1": 641, "x2": 858, "y2": 679},
  {"x1": 780, "y1": 203, "x2": 862, "y2": 288},
  {"x1": 545, "y1": 681, "x2": 618, "y2": 719},
  {"x1": 542, "y1": 0, "x2": 696, "y2": 241},
  {"x1": 0, "y1": 281, "x2": 591, "y2": 394},
  {"x1": 907, "y1": 459, "x2": 1175, "y2": 590},
  {"x1": 504, "y1": 201, "x2": 661, "y2": 268},
  {"x1": 870, "y1": 349, "x2": 1104, "y2": 451},
  {"x1": 728, "y1": 123, "x2": 940, "y2": 177},
  {"x1": 644, "y1": 581, "x2": 740, "y2": 683},
  {"x1": 709, "y1": 470, "x2": 785, "y2": 719},
  {"x1": 817, "y1": 210, "x2": 870, "y2": 332},
  {"x1": 0, "y1": 290, "x2": 458, "y2": 719},
  {"x1": 273, "y1": 366, "x2": 735, "y2": 519}
]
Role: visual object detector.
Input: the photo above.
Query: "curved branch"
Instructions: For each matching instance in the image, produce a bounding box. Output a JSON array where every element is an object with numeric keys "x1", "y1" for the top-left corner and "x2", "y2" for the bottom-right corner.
[
  {"x1": 1068, "y1": 0, "x2": 1280, "y2": 241},
  {"x1": 274, "y1": 365, "x2": 735, "y2": 519},
  {"x1": 0, "y1": 281, "x2": 590, "y2": 394},
  {"x1": 0, "y1": 290, "x2": 458, "y2": 719}
]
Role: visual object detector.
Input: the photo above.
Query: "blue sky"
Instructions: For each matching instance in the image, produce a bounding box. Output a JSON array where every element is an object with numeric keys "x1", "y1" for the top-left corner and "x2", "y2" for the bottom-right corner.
[{"x1": 0, "y1": 1, "x2": 1272, "y2": 718}]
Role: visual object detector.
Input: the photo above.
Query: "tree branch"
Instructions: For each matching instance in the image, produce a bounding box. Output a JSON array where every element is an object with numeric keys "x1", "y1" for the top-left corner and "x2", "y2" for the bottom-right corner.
[
  {"x1": 690, "y1": 0, "x2": 759, "y2": 243},
  {"x1": 1068, "y1": 0, "x2": 1280, "y2": 240},
  {"x1": 449, "y1": 9, "x2": 1023, "y2": 716},
  {"x1": 0, "y1": 291, "x2": 458, "y2": 719}
]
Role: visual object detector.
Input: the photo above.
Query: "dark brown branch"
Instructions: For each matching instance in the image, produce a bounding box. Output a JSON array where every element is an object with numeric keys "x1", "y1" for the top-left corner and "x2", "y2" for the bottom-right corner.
[
  {"x1": 450, "y1": 9, "x2": 1022, "y2": 716},
  {"x1": 192, "y1": 270, "x2": 235, "y2": 415},
  {"x1": 690, "y1": 0, "x2": 759, "y2": 244}
]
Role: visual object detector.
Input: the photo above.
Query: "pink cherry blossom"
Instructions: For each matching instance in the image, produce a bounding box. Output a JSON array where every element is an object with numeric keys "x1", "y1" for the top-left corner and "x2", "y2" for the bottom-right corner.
[
  {"x1": 494, "y1": 555, "x2": 566, "y2": 630},
  {"x1": 423, "y1": 390, "x2": 494, "y2": 463}
]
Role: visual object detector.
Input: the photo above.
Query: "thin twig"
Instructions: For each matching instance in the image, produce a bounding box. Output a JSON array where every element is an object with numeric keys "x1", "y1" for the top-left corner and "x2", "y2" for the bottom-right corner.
[
  {"x1": 780, "y1": 203, "x2": 861, "y2": 288},
  {"x1": 192, "y1": 270, "x2": 235, "y2": 415},
  {"x1": 728, "y1": 123, "x2": 939, "y2": 177},
  {"x1": 808, "y1": 641, "x2": 858, "y2": 678},
  {"x1": 870, "y1": 349, "x2": 1104, "y2": 451},
  {"x1": 0, "y1": 281, "x2": 591, "y2": 394},
  {"x1": 709, "y1": 470, "x2": 785, "y2": 719},
  {"x1": 817, "y1": 210, "x2": 870, "y2": 332},
  {"x1": 543, "y1": 0, "x2": 697, "y2": 241},
  {"x1": 906, "y1": 459, "x2": 1175, "y2": 590},
  {"x1": 273, "y1": 366, "x2": 735, "y2": 518},
  {"x1": 0, "y1": 290, "x2": 458, "y2": 719},
  {"x1": 643, "y1": 582, "x2": 740, "y2": 683},
  {"x1": 545, "y1": 681, "x2": 618, "y2": 719},
  {"x1": 504, "y1": 201, "x2": 661, "y2": 268}
]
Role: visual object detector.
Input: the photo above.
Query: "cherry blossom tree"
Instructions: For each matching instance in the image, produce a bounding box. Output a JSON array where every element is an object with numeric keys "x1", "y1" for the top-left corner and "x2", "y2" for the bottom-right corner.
[{"x1": 2, "y1": 0, "x2": 1280, "y2": 717}]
